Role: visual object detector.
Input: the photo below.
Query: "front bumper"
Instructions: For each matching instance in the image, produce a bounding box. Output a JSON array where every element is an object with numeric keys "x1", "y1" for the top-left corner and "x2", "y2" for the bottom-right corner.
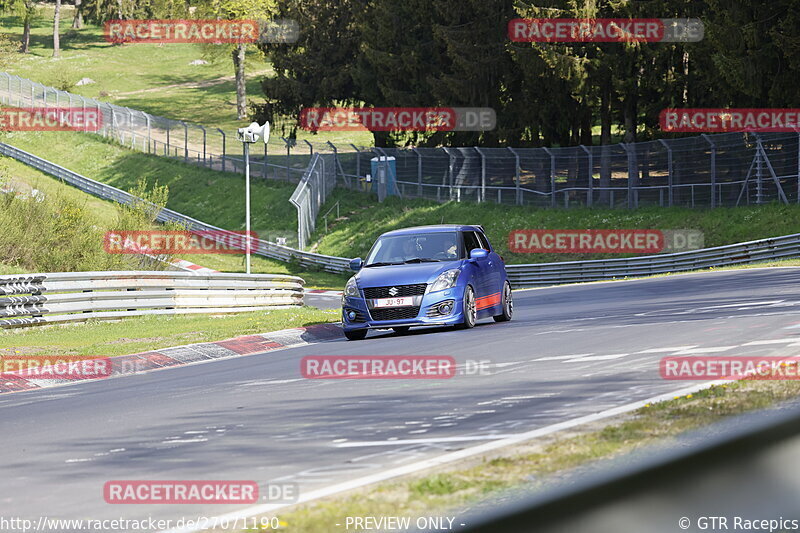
[{"x1": 341, "y1": 286, "x2": 465, "y2": 330}]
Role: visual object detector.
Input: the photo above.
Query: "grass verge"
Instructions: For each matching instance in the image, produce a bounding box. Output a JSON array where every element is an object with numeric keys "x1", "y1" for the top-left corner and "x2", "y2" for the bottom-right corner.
[
  {"x1": 313, "y1": 188, "x2": 800, "y2": 264},
  {"x1": 244, "y1": 380, "x2": 800, "y2": 532},
  {"x1": 0, "y1": 306, "x2": 339, "y2": 357}
]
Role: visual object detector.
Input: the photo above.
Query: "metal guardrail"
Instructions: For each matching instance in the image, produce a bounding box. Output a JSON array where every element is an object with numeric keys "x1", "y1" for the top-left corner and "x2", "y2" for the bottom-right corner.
[
  {"x1": 0, "y1": 271, "x2": 304, "y2": 328},
  {"x1": 290, "y1": 152, "x2": 336, "y2": 249},
  {"x1": 0, "y1": 142, "x2": 351, "y2": 274},
  {"x1": 3, "y1": 142, "x2": 800, "y2": 285},
  {"x1": 504, "y1": 233, "x2": 800, "y2": 287}
]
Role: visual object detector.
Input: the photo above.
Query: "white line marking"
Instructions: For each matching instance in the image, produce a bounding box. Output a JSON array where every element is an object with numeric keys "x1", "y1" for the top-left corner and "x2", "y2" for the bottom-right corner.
[
  {"x1": 703, "y1": 300, "x2": 784, "y2": 309},
  {"x1": 741, "y1": 339, "x2": 800, "y2": 346},
  {"x1": 563, "y1": 353, "x2": 629, "y2": 363},
  {"x1": 636, "y1": 346, "x2": 698, "y2": 353},
  {"x1": 159, "y1": 379, "x2": 729, "y2": 533},
  {"x1": 534, "y1": 354, "x2": 594, "y2": 361},
  {"x1": 671, "y1": 346, "x2": 738, "y2": 354},
  {"x1": 334, "y1": 435, "x2": 518, "y2": 447}
]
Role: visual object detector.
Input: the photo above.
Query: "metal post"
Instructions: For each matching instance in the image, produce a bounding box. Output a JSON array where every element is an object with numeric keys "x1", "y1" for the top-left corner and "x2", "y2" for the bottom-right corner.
[
  {"x1": 621, "y1": 143, "x2": 637, "y2": 208},
  {"x1": 181, "y1": 121, "x2": 188, "y2": 162},
  {"x1": 263, "y1": 143, "x2": 268, "y2": 179},
  {"x1": 166, "y1": 123, "x2": 171, "y2": 156},
  {"x1": 755, "y1": 134, "x2": 764, "y2": 204},
  {"x1": 350, "y1": 144, "x2": 361, "y2": 184},
  {"x1": 198, "y1": 125, "x2": 206, "y2": 165},
  {"x1": 304, "y1": 140, "x2": 313, "y2": 155},
  {"x1": 710, "y1": 137, "x2": 717, "y2": 207},
  {"x1": 216, "y1": 128, "x2": 226, "y2": 172},
  {"x1": 412, "y1": 148, "x2": 422, "y2": 197},
  {"x1": 474, "y1": 147, "x2": 486, "y2": 203},
  {"x1": 146, "y1": 114, "x2": 151, "y2": 154},
  {"x1": 327, "y1": 141, "x2": 338, "y2": 184},
  {"x1": 542, "y1": 147, "x2": 556, "y2": 207},
  {"x1": 658, "y1": 139, "x2": 673, "y2": 207},
  {"x1": 580, "y1": 145, "x2": 592, "y2": 207},
  {"x1": 508, "y1": 147, "x2": 521, "y2": 205},
  {"x1": 244, "y1": 143, "x2": 251, "y2": 274},
  {"x1": 125, "y1": 108, "x2": 134, "y2": 147},
  {"x1": 443, "y1": 147, "x2": 455, "y2": 201},
  {"x1": 282, "y1": 137, "x2": 291, "y2": 182}
]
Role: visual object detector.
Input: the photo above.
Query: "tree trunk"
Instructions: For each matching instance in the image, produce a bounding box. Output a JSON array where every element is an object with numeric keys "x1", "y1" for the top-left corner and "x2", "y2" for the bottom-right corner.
[
  {"x1": 232, "y1": 44, "x2": 247, "y2": 119},
  {"x1": 72, "y1": 0, "x2": 83, "y2": 29},
  {"x1": 53, "y1": 0, "x2": 61, "y2": 58},
  {"x1": 599, "y1": 71, "x2": 612, "y2": 205},
  {"x1": 21, "y1": 1, "x2": 31, "y2": 54}
]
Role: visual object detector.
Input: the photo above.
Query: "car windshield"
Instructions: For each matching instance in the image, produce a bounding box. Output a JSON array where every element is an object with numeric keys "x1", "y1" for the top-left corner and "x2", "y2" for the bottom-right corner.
[{"x1": 365, "y1": 232, "x2": 460, "y2": 266}]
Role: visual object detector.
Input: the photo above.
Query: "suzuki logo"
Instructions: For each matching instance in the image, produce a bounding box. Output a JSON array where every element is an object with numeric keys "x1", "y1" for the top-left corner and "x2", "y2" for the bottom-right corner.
[{"x1": 388, "y1": 287, "x2": 398, "y2": 296}]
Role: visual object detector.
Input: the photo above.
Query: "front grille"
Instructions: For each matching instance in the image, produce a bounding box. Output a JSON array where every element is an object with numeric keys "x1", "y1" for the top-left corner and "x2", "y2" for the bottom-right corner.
[
  {"x1": 363, "y1": 284, "x2": 427, "y2": 299},
  {"x1": 370, "y1": 306, "x2": 421, "y2": 321}
]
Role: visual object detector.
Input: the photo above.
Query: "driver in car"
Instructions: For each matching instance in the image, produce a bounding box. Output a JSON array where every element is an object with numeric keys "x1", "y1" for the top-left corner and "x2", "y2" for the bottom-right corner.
[{"x1": 439, "y1": 234, "x2": 458, "y2": 259}]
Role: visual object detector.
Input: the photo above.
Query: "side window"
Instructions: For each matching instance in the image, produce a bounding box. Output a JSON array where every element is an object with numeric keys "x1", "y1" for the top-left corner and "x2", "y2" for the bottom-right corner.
[
  {"x1": 475, "y1": 231, "x2": 491, "y2": 251},
  {"x1": 463, "y1": 231, "x2": 481, "y2": 257}
]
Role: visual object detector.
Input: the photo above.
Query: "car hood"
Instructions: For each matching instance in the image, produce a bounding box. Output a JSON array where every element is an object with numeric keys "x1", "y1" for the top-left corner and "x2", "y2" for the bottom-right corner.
[{"x1": 355, "y1": 260, "x2": 463, "y2": 287}]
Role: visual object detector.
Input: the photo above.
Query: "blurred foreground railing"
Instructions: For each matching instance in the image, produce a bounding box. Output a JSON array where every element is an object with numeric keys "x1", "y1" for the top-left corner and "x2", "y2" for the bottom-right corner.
[{"x1": 0, "y1": 271, "x2": 304, "y2": 328}]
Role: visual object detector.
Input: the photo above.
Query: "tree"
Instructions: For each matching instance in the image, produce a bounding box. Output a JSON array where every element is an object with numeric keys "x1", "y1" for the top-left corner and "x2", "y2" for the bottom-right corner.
[
  {"x1": 72, "y1": 0, "x2": 83, "y2": 29},
  {"x1": 198, "y1": 0, "x2": 275, "y2": 120},
  {"x1": 0, "y1": 0, "x2": 36, "y2": 53},
  {"x1": 53, "y1": 0, "x2": 61, "y2": 58},
  {"x1": 257, "y1": 0, "x2": 361, "y2": 137}
]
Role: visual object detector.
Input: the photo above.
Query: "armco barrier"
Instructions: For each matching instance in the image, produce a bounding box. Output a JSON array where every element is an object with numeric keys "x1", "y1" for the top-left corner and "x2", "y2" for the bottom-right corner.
[
  {"x1": 3, "y1": 142, "x2": 800, "y2": 286},
  {"x1": 0, "y1": 271, "x2": 304, "y2": 328},
  {"x1": 504, "y1": 233, "x2": 800, "y2": 287},
  {"x1": 0, "y1": 142, "x2": 350, "y2": 274}
]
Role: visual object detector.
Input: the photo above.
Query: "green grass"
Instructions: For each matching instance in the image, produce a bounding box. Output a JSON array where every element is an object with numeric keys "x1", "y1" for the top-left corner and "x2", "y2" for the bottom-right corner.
[
  {"x1": 0, "y1": 145, "x2": 348, "y2": 287},
  {"x1": 2, "y1": 130, "x2": 299, "y2": 239},
  {"x1": 0, "y1": 7, "x2": 374, "y2": 147},
  {"x1": 0, "y1": 306, "x2": 339, "y2": 357},
  {"x1": 245, "y1": 380, "x2": 800, "y2": 532},
  {"x1": 312, "y1": 187, "x2": 800, "y2": 264}
]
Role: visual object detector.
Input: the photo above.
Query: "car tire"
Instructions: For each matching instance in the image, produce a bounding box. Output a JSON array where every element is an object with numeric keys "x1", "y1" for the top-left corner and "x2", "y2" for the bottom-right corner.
[
  {"x1": 457, "y1": 285, "x2": 477, "y2": 329},
  {"x1": 392, "y1": 326, "x2": 410, "y2": 334},
  {"x1": 493, "y1": 281, "x2": 513, "y2": 322},
  {"x1": 344, "y1": 329, "x2": 368, "y2": 341}
]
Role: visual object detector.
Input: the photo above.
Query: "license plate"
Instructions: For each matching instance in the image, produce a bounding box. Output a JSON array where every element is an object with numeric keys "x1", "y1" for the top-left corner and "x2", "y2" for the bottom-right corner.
[{"x1": 373, "y1": 296, "x2": 414, "y2": 308}]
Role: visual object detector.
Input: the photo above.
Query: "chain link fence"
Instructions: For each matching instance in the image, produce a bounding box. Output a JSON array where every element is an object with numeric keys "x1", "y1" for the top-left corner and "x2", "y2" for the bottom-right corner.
[{"x1": 3, "y1": 72, "x2": 800, "y2": 231}]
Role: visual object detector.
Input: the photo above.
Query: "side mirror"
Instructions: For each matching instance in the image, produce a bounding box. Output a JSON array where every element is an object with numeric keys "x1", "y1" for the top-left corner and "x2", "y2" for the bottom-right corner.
[
  {"x1": 469, "y1": 248, "x2": 488, "y2": 262},
  {"x1": 349, "y1": 258, "x2": 363, "y2": 271}
]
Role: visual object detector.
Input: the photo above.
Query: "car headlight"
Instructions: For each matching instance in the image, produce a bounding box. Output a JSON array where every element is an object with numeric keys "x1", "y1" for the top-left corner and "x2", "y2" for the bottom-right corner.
[
  {"x1": 427, "y1": 269, "x2": 461, "y2": 293},
  {"x1": 343, "y1": 276, "x2": 360, "y2": 300}
]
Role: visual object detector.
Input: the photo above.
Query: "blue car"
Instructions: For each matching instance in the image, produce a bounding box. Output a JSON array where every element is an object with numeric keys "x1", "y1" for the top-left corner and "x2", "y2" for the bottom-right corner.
[{"x1": 341, "y1": 225, "x2": 513, "y2": 340}]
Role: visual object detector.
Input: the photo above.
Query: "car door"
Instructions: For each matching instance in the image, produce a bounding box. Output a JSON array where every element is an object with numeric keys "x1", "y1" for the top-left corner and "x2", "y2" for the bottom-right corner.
[
  {"x1": 462, "y1": 230, "x2": 490, "y2": 310},
  {"x1": 475, "y1": 230, "x2": 503, "y2": 314}
]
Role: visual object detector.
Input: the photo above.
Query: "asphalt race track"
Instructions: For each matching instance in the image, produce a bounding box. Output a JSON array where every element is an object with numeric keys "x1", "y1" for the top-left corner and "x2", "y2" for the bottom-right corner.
[{"x1": 3, "y1": 268, "x2": 800, "y2": 530}]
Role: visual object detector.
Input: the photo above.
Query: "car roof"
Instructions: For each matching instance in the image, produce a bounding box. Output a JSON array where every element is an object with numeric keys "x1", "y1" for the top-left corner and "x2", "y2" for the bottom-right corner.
[{"x1": 380, "y1": 225, "x2": 483, "y2": 237}]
